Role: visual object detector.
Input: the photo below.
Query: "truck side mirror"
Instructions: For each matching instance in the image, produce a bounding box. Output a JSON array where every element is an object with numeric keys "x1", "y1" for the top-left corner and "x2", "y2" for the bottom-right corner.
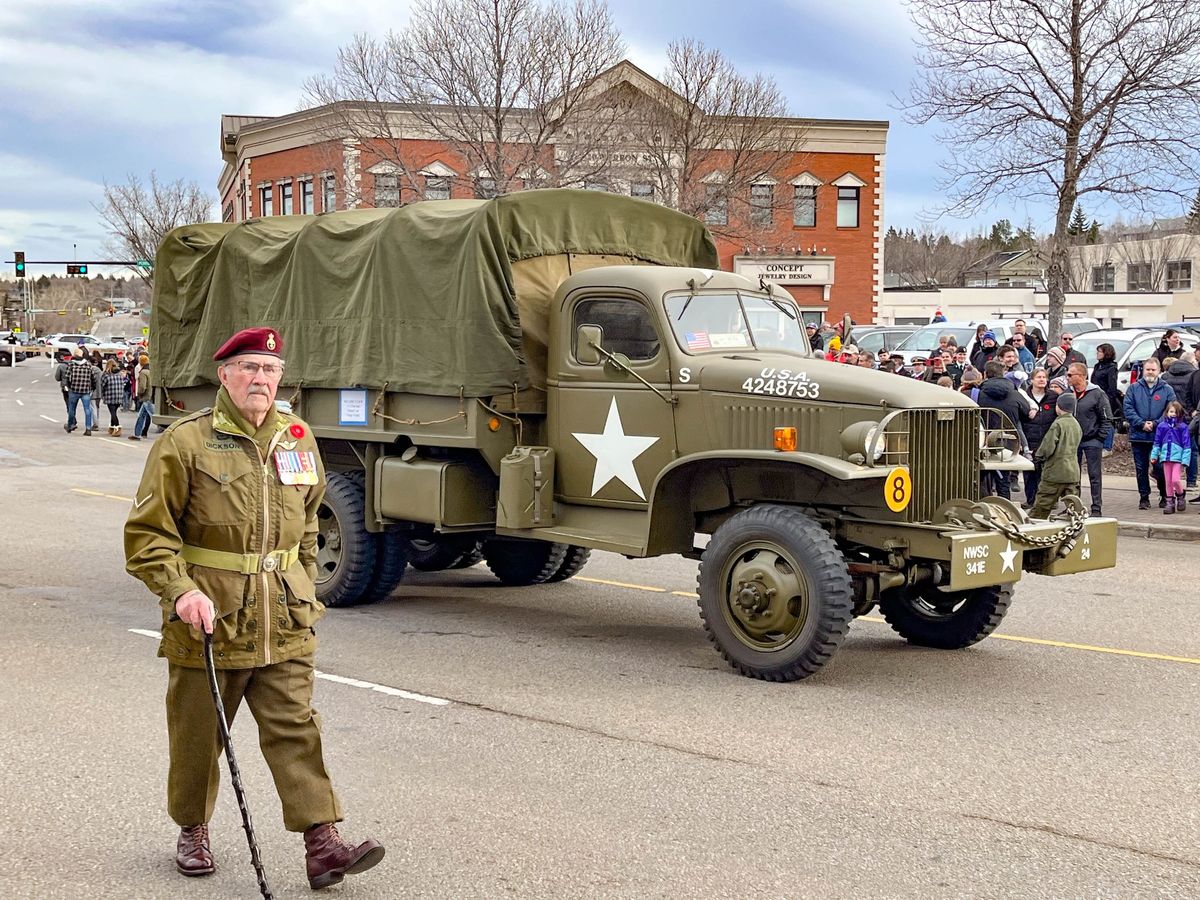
[{"x1": 576, "y1": 324, "x2": 603, "y2": 365}]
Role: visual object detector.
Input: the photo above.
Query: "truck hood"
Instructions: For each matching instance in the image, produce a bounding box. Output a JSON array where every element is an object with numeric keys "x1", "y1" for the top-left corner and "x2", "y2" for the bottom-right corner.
[{"x1": 694, "y1": 352, "x2": 975, "y2": 409}]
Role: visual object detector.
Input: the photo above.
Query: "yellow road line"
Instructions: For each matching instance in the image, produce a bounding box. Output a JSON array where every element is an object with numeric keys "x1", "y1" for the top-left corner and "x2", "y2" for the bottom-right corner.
[
  {"x1": 856, "y1": 616, "x2": 1200, "y2": 667},
  {"x1": 672, "y1": 590, "x2": 699, "y2": 598},
  {"x1": 576, "y1": 576, "x2": 668, "y2": 593},
  {"x1": 71, "y1": 487, "x2": 134, "y2": 503}
]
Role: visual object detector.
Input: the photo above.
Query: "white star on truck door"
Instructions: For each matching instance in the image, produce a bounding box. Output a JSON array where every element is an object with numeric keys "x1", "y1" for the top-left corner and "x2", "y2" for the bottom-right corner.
[{"x1": 572, "y1": 397, "x2": 659, "y2": 500}]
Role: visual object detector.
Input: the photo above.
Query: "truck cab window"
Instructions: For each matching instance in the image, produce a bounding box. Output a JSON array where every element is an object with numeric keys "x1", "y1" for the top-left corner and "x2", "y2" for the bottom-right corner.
[{"x1": 573, "y1": 299, "x2": 661, "y2": 361}]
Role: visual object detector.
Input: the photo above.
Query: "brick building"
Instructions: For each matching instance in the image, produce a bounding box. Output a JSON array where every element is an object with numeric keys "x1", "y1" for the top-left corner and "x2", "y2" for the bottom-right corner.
[{"x1": 218, "y1": 61, "x2": 888, "y2": 324}]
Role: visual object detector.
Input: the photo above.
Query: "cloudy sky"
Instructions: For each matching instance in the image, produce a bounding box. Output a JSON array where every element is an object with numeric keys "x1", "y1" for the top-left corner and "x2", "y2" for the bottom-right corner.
[{"x1": 0, "y1": 0, "x2": 1073, "y2": 273}]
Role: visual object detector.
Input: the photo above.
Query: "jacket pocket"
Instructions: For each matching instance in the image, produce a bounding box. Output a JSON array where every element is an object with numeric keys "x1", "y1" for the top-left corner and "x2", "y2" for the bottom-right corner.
[
  {"x1": 281, "y1": 566, "x2": 325, "y2": 628},
  {"x1": 190, "y1": 455, "x2": 259, "y2": 525}
]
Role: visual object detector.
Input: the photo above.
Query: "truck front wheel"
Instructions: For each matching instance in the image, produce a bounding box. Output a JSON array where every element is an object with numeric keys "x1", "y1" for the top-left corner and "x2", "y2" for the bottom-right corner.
[
  {"x1": 877, "y1": 583, "x2": 1013, "y2": 649},
  {"x1": 314, "y1": 472, "x2": 377, "y2": 607},
  {"x1": 483, "y1": 539, "x2": 568, "y2": 586},
  {"x1": 698, "y1": 505, "x2": 853, "y2": 682}
]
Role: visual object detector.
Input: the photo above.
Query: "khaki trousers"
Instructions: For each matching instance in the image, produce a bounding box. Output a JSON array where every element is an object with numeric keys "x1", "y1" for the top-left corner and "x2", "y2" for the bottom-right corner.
[
  {"x1": 166, "y1": 654, "x2": 342, "y2": 832},
  {"x1": 1030, "y1": 480, "x2": 1077, "y2": 520}
]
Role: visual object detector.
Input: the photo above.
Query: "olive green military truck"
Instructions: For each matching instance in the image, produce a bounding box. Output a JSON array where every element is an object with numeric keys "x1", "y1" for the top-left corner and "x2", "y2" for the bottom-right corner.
[{"x1": 150, "y1": 190, "x2": 1116, "y2": 681}]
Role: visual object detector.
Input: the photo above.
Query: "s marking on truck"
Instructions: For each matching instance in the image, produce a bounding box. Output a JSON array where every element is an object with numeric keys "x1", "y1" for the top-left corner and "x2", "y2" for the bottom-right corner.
[
  {"x1": 571, "y1": 397, "x2": 660, "y2": 500},
  {"x1": 678, "y1": 367, "x2": 692, "y2": 383},
  {"x1": 741, "y1": 368, "x2": 820, "y2": 398}
]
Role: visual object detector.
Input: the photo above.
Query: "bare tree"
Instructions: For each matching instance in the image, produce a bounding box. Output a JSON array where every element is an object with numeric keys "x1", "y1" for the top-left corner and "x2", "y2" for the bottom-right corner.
[
  {"x1": 94, "y1": 173, "x2": 214, "y2": 285},
  {"x1": 904, "y1": 0, "x2": 1200, "y2": 338},
  {"x1": 885, "y1": 225, "x2": 978, "y2": 286},
  {"x1": 305, "y1": 0, "x2": 624, "y2": 200},
  {"x1": 621, "y1": 39, "x2": 802, "y2": 243}
]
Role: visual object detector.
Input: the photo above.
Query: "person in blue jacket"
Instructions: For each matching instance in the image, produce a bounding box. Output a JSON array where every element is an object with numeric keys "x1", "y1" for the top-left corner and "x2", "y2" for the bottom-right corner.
[
  {"x1": 1124, "y1": 357, "x2": 1176, "y2": 509},
  {"x1": 1150, "y1": 400, "x2": 1192, "y2": 514}
]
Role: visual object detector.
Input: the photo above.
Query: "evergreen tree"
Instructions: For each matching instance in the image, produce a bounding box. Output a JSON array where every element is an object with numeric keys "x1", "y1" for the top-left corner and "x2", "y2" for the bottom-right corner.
[
  {"x1": 1086, "y1": 219, "x2": 1101, "y2": 244},
  {"x1": 988, "y1": 219, "x2": 1015, "y2": 249},
  {"x1": 1067, "y1": 204, "x2": 1087, "y2": 235},
  {"x1": 1188, "y1": 189, "x2": 1200, "y2": 234}
]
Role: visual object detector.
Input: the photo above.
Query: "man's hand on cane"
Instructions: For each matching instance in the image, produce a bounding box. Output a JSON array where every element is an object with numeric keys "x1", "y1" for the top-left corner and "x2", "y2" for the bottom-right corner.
[{"x1": 176, "y1": 590, "x2": 216, "y2": 634}]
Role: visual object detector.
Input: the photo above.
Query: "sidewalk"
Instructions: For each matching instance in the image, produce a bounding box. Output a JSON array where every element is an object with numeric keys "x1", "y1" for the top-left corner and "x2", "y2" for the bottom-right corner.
[{"x1": 1074, "y1": 473, "x2": 1200, "y2": 542}]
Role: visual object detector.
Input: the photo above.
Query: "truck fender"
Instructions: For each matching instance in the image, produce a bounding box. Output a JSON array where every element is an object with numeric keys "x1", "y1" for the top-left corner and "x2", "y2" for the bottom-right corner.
[{"x1": 643, "y1": 450, "x2": 889, "y2": 556}]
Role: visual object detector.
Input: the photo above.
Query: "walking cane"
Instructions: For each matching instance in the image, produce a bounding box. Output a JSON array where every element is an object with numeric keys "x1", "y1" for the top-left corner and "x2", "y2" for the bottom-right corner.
[{"x1": 203, "y1": 632, "x2": 275, "y2": 899}]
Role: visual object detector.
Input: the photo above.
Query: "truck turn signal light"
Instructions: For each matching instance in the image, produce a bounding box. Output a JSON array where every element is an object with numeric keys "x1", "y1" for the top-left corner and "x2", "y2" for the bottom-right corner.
[{"x1": 773, "y1": 426, "x2": 797, "y2": 452}]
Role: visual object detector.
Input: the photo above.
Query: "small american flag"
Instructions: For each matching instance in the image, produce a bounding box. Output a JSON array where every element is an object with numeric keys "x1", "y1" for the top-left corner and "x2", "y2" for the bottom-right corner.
[{"x1": 686, "y1": 331, "x2": 711, "y2": 350}]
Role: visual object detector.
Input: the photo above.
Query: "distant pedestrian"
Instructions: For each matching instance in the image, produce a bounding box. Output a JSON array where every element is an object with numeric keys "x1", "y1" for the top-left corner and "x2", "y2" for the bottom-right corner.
[
  {"x1": 53, "y1": 355, "x2": 70, "y2": 413},
  {"x1": 1057, "y1": 333, "x2": 1086, "y2": 367},
  {"x1": 1150, "y1": 401, "x2": 1191, "y2": 514},
  {"x1": 1090, "y1": 343, "x2": 1122, "y2": 456},
  {"x1": 971, "y1": 331, "x2": 1000, "y2": 371},
  {"x1": 1124, "y1": 357, "x2": 1175, "y2": 510},
  {"x1": 1019, "y1": 369, "x2": 1061, "y2": 509},
  {"x1": 959, "y1": 366, "x2": 983, "y2": 400},
  {"x1": 1153, "y1": 329, "x2": 1185, "y2": 365},
  {"x1": 1043, "y1": 346, "x2": 1068, "y2": 381},
  {"x1": 63, "y1": 346, "x2": 100, "y2": 435},
  {"x1": 1010, "y1": 332, "x2": 1035, "y2": 373},
  {"x1": 1067, "y1": 361, "x2": 1112, "y2": 517},
  {"x1": 100, "y1": 359, "x2": 127, "y2": 436},
  {"x1": 128, "y1": 356, "x2": 155, "y2": 440},
  {"x1": 977, "y1": 359, "x2": 1028, "y2": 499},
  {"x1": 1030, "y1": 393, "x2": 1082, "y2": 519}
]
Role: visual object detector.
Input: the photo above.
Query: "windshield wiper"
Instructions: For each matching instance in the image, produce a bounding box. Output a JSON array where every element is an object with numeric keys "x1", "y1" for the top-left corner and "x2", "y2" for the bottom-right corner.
[{"x1": 766, "y1": 296, "x2": 797, "y2": 321}]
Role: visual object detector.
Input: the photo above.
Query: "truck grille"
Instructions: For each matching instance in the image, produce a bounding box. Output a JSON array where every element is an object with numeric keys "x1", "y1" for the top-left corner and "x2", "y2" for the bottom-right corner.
[{"x1": 888, "y1": 408, "x2": 980, "y2": 522}]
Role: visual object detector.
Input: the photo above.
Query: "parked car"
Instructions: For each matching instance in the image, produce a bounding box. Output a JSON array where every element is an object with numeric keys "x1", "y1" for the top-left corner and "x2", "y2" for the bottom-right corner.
[
  {"x1": 48, "y1": 333, "x2": 102, "y2": 353},
  {"x1": 1064, "y1": 327, "x2": 1200, "y2": 394},
  {"x1": 846, "y1": 325, "x2": 918, "y2": 355}
]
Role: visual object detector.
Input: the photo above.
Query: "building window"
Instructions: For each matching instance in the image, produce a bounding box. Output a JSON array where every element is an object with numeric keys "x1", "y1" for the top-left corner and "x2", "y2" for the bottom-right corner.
[
  {"x1": 704, "y1": 186, "x2": 727, "y2": 226},
  {"x1": 376, "y1": 173, "x2": 400, "y2": 207},
  {"x1": 584, "y1": 181, "x2": 609, "y2": 192},
  {"x1": 1166, "y1": 260, "x2": 1193, "y2": 291},
  {"x1": 300, "y1": 179, "x2": 314, "y2": 215},
  {"x1": 322, "y1": 174, "x2": 336, "y2": 212},
  {"x1": 279, "y1": 181, "x2": 294, "y2": 215},
  {"x1": 1127, "y1": 262, "x2": 1153, "y2": 292},
  {"x1": 258, "y1": 185, "x2": 273, "y2": 217},
  {"x1": 793, "y1": 185, "x2": 817, "y2": 227},
  {"x1": 1091, "y1": 263, "x2": 1115, "y2": 292},
  {"x1": 836, "y1": 187, "x2": 859, "y2": 227},
  {"x1": 424, "y1": 175, "x2": 450, "y2": 200},
  {"x1": 474, "y1": 177, "x2": 497, "y2": 199},
  {"x1": 222, "y1": 201, "x2": 234, "y2": 223},
  {"x1": 630, "y1": 182, "x2": 654, "y2": 202},
  {"x1": 750, "y1": 183, "x2": 773, "y2": 226}
]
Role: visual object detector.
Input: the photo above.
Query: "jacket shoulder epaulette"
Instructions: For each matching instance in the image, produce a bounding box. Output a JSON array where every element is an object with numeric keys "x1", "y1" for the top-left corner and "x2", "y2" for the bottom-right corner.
[{"x1": 163, "y1": 407, "x2": 213, "y2": 436}]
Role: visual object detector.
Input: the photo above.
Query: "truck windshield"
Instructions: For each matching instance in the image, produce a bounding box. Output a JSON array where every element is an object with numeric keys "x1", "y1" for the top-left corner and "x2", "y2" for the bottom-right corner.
[{"x1": 665, "y1": 293, "x2": 808, "y2": 355}]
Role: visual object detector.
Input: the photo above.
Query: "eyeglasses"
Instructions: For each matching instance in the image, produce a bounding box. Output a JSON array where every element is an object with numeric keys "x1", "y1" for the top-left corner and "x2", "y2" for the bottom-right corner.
[
  {"x1": 1061, "y1": 336, "x2": 1073, "y2": 342},
  {"x1": 227, "y1": 360, "x2": 284, "y2": 378}
]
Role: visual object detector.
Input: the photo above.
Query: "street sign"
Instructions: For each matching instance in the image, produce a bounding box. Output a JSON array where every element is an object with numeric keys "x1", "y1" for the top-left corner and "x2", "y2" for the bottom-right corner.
[{"x1": 135, "y1": 259, "x2": 152, "y2": 270}]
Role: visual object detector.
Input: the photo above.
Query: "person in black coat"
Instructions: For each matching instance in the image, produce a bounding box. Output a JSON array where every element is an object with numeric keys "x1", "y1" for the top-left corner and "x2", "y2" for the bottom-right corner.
[
  {"x1": 971, "y1": 331, "x2": 1000, "y2": 372},
  {"x1": 977, "y1": 360, "x2": 1029, "y2": 499},
  {"x1": 1152, "y1": 329, "x2": 1186, "y2": 365},
  {"x1": 1089, "y1": 342, "x2": 1121, "y2": 452},
  {"x1": 1019, "y1": 368, "x2": 1060, "y2": 508}
]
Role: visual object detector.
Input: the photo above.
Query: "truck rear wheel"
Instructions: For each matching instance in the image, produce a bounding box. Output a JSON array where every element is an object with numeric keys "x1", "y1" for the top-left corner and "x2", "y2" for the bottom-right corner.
[
  {"x1": 483, "y1": 539, "x2": 568, "y2": 586},
  {"x1": 546, "y1": 545, "x2": 591, "y2": 582},
  {"x1": 877, "y1": 583, "x2": 1013, "y2": 649},
  {"x1": 698, "y1": 505, "x2": 852, "y2": 682},
  {"x1": 361, "y1": 530, "x2": 411, "y2": 604},
  {"x1": 314, "y1": 472, "x2": 377, "y2": 608},
  {"x1": 408, "y1": 537, "x2": 482, "y2": 571}
]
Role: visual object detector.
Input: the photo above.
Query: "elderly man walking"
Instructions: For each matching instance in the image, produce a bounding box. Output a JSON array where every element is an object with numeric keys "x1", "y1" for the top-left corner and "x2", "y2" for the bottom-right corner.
[
  {"x1": 1125, "y1": 357, "x2": 1175, "y2": 510},
  {"x1": 124, "y1": 327, "x2": 384, "y2": 890}
]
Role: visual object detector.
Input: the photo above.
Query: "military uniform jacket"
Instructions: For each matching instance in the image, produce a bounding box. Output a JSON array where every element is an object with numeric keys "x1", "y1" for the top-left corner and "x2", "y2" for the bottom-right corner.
[{"x1": 124, "y1": 388, "x2": 327, "y2": 669}]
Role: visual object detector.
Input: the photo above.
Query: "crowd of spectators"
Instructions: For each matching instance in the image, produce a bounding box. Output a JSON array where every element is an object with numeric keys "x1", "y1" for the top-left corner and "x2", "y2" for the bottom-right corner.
[{"x1": 822, "y1": 323, "x2": 1200, "y2": 517}]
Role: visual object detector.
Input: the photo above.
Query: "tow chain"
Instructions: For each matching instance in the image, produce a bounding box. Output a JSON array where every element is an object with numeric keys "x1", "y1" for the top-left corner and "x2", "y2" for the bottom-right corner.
[{"x1": 947, "y1": 495, "x2": 1089, "y2": 558}]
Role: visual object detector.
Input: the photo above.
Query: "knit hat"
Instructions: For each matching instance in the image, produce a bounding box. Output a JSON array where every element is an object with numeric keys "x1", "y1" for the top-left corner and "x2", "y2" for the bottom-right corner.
[
  {"x1": 1050, "y1": 375, "x2": 1070, "y2": 393},
  {"x1": 1055, "y1": 392, "x2": 1077, "y2": 414},
  {"x1": 1046, "y1": 346, "x2": 1066, "y2": 364},
  {"x1": 982, "y1": 331, "x2": 997, "y2": 343},
  {"x1": 961, "y1": 365, "x2": 982, "y2": 385}
]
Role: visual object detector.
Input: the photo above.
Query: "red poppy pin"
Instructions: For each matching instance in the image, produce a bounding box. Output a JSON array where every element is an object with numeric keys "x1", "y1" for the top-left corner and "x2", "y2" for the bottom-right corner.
[
  {"x1": 1154, "y1": 394, "x2": 1160, "y2": 401},
  {"x1": 289, "y1": 424, "x2": 305, "y2": 439}
]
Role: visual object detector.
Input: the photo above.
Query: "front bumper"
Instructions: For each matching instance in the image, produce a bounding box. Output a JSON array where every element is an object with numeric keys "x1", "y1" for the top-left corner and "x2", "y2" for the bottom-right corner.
[{"x1": 946, "y1": 517, "x2": 1118, "y2": 590}]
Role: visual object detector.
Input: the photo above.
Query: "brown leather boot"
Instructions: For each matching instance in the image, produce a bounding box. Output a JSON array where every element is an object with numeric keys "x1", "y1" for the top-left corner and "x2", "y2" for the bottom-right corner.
[
  {"x1": 304, "y1": 823, "x2": 384, "y2": 890},
  {"x1": 176, "y1": 824, "x2": 215, "y2": 877}
]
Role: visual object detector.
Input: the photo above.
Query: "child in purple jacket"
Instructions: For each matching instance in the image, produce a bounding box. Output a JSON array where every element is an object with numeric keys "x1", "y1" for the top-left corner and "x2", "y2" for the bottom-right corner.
[{"x1": 1150, "y1": 401, "x2": 1192, "y2": 514}]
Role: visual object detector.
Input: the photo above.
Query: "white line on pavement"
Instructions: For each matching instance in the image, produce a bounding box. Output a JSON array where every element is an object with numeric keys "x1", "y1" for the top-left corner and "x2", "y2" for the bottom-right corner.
[
  {"x1": 15, "y1": 399, "x2": 23, "y2": 406},
  {"x1": 39, "y1": 415, "x2": 58, "y2": 423},
  {"x1": 99, "y1": 437, "x2": 141, "y2": 450},
  {"x1": 30, "y1": 380, "x2": 38, "y2": 384},
  {"x1": 126, "y1": 629, "x2": 452, "y2": 706},
  {"x1": 13, "y1": 388, "x2": 21, "y2": 393}
]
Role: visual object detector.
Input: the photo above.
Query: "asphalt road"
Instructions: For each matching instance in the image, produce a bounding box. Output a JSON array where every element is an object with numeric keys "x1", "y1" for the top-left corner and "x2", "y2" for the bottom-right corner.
[{"x1": 1, "y1": 360, "x2": 1198, "y2": 899}]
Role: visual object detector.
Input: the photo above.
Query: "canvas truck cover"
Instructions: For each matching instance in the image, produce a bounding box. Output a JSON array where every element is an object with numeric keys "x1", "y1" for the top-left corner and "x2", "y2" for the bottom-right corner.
[{"x1": 152, "y1": 189, "x2": 719, "y2": 396}]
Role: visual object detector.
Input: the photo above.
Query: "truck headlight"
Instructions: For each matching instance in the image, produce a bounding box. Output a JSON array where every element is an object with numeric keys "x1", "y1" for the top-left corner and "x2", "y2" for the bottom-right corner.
[{"x1": 841, "y1": 421, "x2": 885, "y2": 464}]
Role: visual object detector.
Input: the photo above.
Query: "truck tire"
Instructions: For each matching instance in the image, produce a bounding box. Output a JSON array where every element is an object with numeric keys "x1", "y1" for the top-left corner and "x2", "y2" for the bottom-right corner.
[
  {"x1": 361, "y1": 530, "x2": 411, "y2": 604},
  {"x1": 877, "y1": 583, "x2": 1013, "y2": 649},
  {"x1": 314, "y1": 472, "x2": 377, "y2": 608},
  {"x1": 698, "y1": 505, "x2": 852, "y2": 682},
  {"x1": 545, "y1": 545, "x2": 591, "y2": 582},
  {"x1": 483, "y1": 539, "x2": 569, "y2": 586},
  {"x1": 408, "y1": 537, "x2": 480, "y2": 571}
]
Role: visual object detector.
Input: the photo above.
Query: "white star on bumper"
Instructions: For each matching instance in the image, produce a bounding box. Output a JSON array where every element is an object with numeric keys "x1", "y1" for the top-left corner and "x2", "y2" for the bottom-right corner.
[
  {"x1": 1000, "y1": 541, "x2": 1018, "y2": 573},
  {"x1": 572, "y1": 397, "x2": 659, "y2": 500}
]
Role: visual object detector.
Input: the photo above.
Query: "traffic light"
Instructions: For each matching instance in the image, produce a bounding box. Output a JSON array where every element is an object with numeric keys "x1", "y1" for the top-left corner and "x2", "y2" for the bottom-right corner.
[
  {"x1": 14, "y1": 251, "x2": 25, "y2": 278},
  {"x1": 67, "y1": 264, "x2": 88, "y2": 275}
]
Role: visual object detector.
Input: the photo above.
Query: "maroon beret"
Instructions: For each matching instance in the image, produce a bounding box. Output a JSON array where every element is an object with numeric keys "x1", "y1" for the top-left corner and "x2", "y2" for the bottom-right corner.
[{"x1": 212, "y1": 327, "x2": 283, "y2": 361}]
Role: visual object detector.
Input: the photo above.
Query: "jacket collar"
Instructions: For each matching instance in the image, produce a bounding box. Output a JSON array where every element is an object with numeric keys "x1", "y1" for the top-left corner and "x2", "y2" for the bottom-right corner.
[{"x1": 212, "y1": 386, "x2": 283, "y2": 447}]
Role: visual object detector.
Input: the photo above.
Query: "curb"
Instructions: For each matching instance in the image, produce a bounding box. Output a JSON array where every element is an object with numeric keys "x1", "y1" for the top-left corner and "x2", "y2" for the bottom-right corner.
[{"x1": 1117, "y1": 521, "x2": 1200, "y2": 542}]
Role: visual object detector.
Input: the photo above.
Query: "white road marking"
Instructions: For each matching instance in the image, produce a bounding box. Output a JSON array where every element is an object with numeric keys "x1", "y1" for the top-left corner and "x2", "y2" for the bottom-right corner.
[
  {"x1": 125, "y1": 629, "x2": 451, "y2": 706},
  {"x1": 40, "y1": 415, "x2": 59, "y2": 423},
  {"x1": 15, "y1": 399, "x2": 22, "y2": 406},
  {"x1": 99, "y1": 437, "x2": 141, "y2": 450},
  {"x1": 13, "y1": 388, "x2": 21, "y2": 393},
  {"x1": 30, "y1": 380, "x2": 39, "y2": 384}
]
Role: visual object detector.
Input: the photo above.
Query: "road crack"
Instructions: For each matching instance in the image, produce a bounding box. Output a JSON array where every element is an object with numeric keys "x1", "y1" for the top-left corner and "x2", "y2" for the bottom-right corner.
[{"x1": 962, "y1": 812, "x2": 1200, "y2": 871}]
